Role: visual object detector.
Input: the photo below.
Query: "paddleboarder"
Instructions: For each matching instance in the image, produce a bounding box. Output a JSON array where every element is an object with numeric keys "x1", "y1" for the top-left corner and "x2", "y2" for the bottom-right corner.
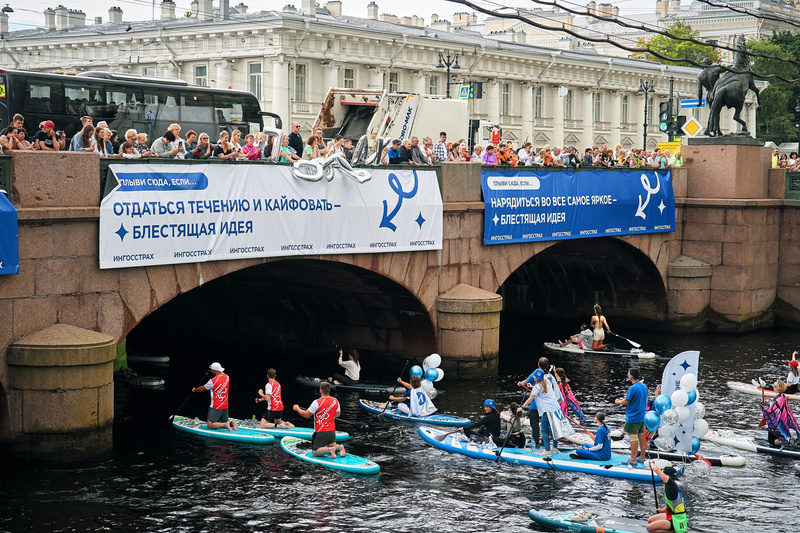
[
  {"x1": 256, "y1": 368, "x2": 295, "y2": 429},
  {"x1": 518, "y1": 357, "x2": 563, "y2": 449},
  {"x1": 522, "y1": 369, "x2": 562, "y2": 456},
  {"x1": 333, "y1": 348, "x2": 360, "y2": 385},
  {"x1": 615, "y1": 367, "x2": 648, "y2": 466},
  {"x1": 590, "y1": 304, "x2": 612, "y2": 351},
  {"x1": 293, "y1": 381, "x2": 346, "y2": 459},
  {"x1": 458, "y1": 399, "x2": 501, "y2": 441},
  {"x1": 647, "y1": 464, "x2": 687, "y2": 533},
  {"x1": 786, "y1": 352, "x2": 799, "y2": 394},
  {"x1": 572, "y1": 412, "x2": 611, "y2": 461},
  {"x1": 192, "y1": 362, "x2": 239, "y2": 431}
]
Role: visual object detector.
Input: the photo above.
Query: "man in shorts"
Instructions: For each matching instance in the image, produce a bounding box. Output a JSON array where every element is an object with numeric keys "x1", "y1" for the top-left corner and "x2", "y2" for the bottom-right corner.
[
  {"x1": 615, "y1": 367, "x2": 648, "y2": 466},
  {"x1": 293, "y1": 381, "x2": 345, "y2": 459},
  {"x1": 647, "y1": 464, "x2": 688, "y2": 533},
  {"x1": 192, "y1": 362, "x2": 239, "y2": 431},
  {"x1": 256, "y1": 368, "x2": 295, "y2": 429}
]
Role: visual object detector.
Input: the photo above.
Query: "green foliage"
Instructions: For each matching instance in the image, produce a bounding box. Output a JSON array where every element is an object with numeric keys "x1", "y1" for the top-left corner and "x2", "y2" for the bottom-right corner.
[
  {"x1": 749, "y1": 34, "x2": 800, "y2": 144},
  {"x1": 632, "y1": 21, "x2": 720, "y2": 66}
]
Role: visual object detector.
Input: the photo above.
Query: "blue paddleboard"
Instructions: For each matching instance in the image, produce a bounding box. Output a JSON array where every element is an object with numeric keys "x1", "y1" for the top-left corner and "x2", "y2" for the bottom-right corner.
[
  {"x1": 359, "y1": 399, "x2": 470, "y2": 427},
  {"x1": 171, "y1": 416, "x2": 275, "y2": 444},
  {"x1": 279, "y1": 436, "x2": 379, "y2": 475},
  {"x1": 233, "y1": 418, "x2": 350, "y2": 441},
  {"x1": 528, "y1": 508, "x2": 670, "y2": 532}
]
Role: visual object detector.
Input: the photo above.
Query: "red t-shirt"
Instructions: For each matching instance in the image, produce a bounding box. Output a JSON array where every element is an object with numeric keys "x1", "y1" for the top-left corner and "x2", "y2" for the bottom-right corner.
[
  {"x1": 265, "y1": 380, "x2": 283, "y2": 411},
  {"x1": 308, "y1": 396, "x2": 340, "y2": 432},
  {"x1": 205, "y1": 374, "x2": 230, "y2": 409}
]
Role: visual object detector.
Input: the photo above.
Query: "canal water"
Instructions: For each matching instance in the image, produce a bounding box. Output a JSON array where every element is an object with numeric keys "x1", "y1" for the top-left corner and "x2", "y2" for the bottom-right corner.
[{"x1": 2, "y1": 320, "x2": 800, "y2": 532}]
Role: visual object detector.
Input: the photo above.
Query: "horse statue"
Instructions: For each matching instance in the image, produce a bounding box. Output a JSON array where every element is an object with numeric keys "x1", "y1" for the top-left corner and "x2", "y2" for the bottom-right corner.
[
  {"x1": 705, "y1": 34, "x2": 761, "y2": 137},
  {"x1": 697, "y1": 58, "x2": 722, "y2": 104}
]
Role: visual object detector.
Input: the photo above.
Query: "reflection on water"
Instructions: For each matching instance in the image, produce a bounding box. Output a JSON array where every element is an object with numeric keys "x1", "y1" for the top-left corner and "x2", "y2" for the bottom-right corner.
[{"x1": 3, "y1": 322, "x2": 800, "y2": 532}]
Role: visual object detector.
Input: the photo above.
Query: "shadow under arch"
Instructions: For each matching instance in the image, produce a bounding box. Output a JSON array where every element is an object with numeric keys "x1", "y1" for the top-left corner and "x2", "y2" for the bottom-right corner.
[
  {"x1": 499, "y1": 237, "x2": 667, "y2": 327},
  {"x1": 127, "y1": 258, "x2": 436, "y2": 371}
]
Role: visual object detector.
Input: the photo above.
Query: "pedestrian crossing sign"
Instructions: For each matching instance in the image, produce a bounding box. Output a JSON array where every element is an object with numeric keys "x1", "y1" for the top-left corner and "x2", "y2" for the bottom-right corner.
[{"x1": 458, "y1": 85, "x2": 470, "y2": 99}]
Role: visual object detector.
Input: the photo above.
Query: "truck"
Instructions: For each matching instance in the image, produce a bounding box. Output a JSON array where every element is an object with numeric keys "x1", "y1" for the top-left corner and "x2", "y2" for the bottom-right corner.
[{"x1": 311, "y1": 88, "x2": 471, "y2": 149}]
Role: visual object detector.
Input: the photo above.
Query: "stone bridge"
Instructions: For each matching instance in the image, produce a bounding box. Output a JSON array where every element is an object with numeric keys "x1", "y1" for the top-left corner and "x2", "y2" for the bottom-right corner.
[{"x1": 1, "y1": 141, "x2": 798, "y2": 460}]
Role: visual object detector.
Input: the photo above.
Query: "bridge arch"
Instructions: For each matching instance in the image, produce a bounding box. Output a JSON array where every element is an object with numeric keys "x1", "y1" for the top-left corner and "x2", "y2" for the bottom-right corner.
[{"x1": 497, "y1": 237, "x2": 668, "y2": 326}]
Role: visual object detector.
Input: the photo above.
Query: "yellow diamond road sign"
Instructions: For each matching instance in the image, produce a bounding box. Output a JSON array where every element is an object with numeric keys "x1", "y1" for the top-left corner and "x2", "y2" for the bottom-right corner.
[{"x1": 682, "y1": 116, "x2": 703, "y2": 137}]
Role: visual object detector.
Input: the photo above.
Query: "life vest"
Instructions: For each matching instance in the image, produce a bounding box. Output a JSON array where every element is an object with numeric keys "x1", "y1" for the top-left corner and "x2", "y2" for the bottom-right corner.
[
  {"x1": 210, "y1": 374, "x2": 229, "y2": 409},
  {"x1": 268, "y1": 380, "x2": 283, "y2": 411},
  {"x1": 665, "y1": 482, "x2": 686, "y2": 518},
  {"x1": 312, "y1": 396, "x2": 339, "y2": 432}
]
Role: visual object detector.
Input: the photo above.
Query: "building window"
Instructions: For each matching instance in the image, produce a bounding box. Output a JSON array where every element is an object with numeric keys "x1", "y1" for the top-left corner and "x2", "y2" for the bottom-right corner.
[
  {"x1": 593, "y1": 93, "x2": 601, "y2": 122},
  {"x1": 647, "y1": 97, "x2": 654, "y2": 125},
  {"x1": 429, "y1": 76, "x2": 439, "y2": 96},
  {"x1": 344, "y1": 68, "x2": 355, "y2": 88},
  {"x1": 195, "y1": 65, "x2": 208, "y2": 87},
  {"x1": 622, "y1": 95, "x2": 628, "y2": 123},
  {"x1": 501, "y1": 83, "x2": 510, "y2": 116},
  {"x1": 249, "y1": 63, "x2": 262, "y2": 100},
  {"x1": 565, "y1": 89, "x2": 573, "y2": 120},
  {"x1": 295, "y1": 64, "x2": 307, "y2": 102},
  {"x1": 534, "y1": 87, "x2": 542, "y2": 118},
  {"x1": 389, "y1": 72, "x2": 399, "y2": 92}
]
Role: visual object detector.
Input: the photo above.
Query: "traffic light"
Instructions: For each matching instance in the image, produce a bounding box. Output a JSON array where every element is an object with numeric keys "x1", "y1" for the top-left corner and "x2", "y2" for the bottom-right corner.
[
  {"x1": 475, "y1": 81, "x2": 483, "y2": 99},
  {"x1": 658, "y1": 101, "x2": 672, "y2": 132},
  {"x1": 468, "y1": 82, "x2": 475, "y2": 99}
]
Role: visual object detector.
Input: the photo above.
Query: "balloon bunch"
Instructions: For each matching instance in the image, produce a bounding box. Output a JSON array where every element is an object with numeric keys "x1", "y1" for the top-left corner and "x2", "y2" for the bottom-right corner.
[
  {"x1": 644, "y1": 373, "x2": 707, "y2": 454},
  {"x1": 409, "y1": 353, "x2": 444, "y2": 399}
]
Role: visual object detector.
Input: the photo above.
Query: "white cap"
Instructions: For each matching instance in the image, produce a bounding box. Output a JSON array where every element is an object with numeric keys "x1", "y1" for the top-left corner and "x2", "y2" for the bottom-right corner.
[{"x1": 209, "y1": 362, "x2": 224, "y2": 372}]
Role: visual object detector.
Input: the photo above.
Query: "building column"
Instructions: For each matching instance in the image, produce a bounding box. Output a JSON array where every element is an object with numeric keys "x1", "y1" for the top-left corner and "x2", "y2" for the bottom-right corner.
[
  {"x1": 272, "y1": 56, "x2": 290, "y2": 129},
  {"x1": 368, "y1": 66, "x2": 385, "y2": 90},
  {"x1": 551, "y1": 86, "x2": 564, "y2": 148},
  {"x1": 212, "y1": 59, "x2": 230, "y2": 89},
  {"x1": 520, "y1": 82, "x2": 534, "y2": 142},
  {"x1": 159, "y1": 61, "x2": 176, "y2": 79},
  {"x1": 486, "y1": 81, "x2": 500, "y2": 126},
  {"x1": 609, "y1": 91, "x2": 622, "y2": 146},
  {"x1": 323, "y1": 61, "x2": 340, "y2": 92},
  {"x1": 410, "y1": 70, "x2": 427, "y2": 95},
  {"x1": 582, "y1": 89, "x2": 594, "y2": 148}
]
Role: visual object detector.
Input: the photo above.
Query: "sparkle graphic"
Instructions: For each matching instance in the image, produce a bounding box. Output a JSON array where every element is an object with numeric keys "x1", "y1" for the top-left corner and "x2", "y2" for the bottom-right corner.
[
  {"x1": 680, "y1": 360, "x2": 691, "y2": 371},
  {"x1": 115, "y1": 224, "x2": 129, "y2": 242},
  {"x1": 658, "y1": 199, "x2": 666, "y2": 214},
  {"x1": 492, "y1": 214, "x2": 499, "y2": 225},
  {"x1": 415, "y1": 212, "x2": 426, "y2": 229}
]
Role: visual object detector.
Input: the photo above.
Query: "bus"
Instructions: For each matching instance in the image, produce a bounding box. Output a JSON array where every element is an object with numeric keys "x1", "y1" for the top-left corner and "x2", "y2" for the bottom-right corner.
[{"x1": 0, "y1": 68, "x2": 279, "y2": 142}]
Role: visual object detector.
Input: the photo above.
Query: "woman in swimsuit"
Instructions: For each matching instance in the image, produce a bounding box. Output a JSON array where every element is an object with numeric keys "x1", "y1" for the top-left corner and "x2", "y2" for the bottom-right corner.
[{"x1": 590, "y1": 304, "x2": 611, "y2": 351}]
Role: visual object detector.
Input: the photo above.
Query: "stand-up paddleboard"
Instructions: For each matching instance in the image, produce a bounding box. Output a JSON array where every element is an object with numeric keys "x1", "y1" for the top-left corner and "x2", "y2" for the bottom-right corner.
[
  {"x1": 279, "y1": 436, "x2": 379, "y2": 475},
  {"x1": 528, "y1": 508, "x2": 688, "y2": 533},
  {"x1": 543, "y1": 342, "x2": 656, "y2": 359},
  {"x1": 702, "y1": 429, "x2": 800, "y2": 459},
  {"x1": 726, "y1": 381, "x2": 800, "y2": 401},
  {"x1": 359, "y1": 399, "x2": 470, "y2": 427},
  {"x1": 418, "y1": 426, "x2": 675, "y2": 482},
  {"x1": 114, "y1": 371, "x2": 165, "y2": 388},
  {"x1": 295, "y1": 375, "x2": 405, "y2": 395},
  {"x1": 171, "y1": 416, "x2": 275, "y2": 444},
  {"x1": 126, "y1": 354, "x2": 170, "y2": 364},
  {"x1": 233, "y1": 418, "x2": 349, "y2": 441},
  {"x1": 794, "y1": 463, "x2": 800, "y2": 474}
]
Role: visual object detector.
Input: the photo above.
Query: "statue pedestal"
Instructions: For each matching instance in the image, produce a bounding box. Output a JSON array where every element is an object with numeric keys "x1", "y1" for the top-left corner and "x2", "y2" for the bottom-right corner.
[{"x1": 683, "y1": 138, "x2": 769, "y2": 199}]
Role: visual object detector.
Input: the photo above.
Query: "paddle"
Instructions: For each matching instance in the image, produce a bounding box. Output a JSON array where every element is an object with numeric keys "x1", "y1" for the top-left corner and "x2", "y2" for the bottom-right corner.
[
  {"x1": 169, "y1": 371, "x2": 210, "y2": 421},
  {"x1": 430, "y1": 429, "x2": 461, "y2": 442},
  {"x1": 608, "y1": 332, "x2": 641, "y2": 349},
  {"x1": 381, "y1": 359, "x2": 410, "y2": 416},
  {"x1": 336, "y1": 418, "x2": 369, "y2": 430},
  {"x1": 567, "y1": 415, "x2": 594, "y2": 439},
  {"x1": 651, "y1": 463, "x2": 659, "y2": 513}
]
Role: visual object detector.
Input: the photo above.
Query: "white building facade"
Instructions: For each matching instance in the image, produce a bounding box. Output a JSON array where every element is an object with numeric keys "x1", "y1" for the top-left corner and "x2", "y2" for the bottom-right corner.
[{"x1": 0, "y1": 2, "x2": 755, "y2": 149}]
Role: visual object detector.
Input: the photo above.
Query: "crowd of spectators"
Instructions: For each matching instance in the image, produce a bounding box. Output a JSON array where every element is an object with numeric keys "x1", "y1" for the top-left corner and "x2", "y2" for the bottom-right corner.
[
  {"x1": 0, "y1": 114, "x2": 684, "y2": 171},
  {"x1": 772, "y1": 148, "x2": 800, "y2": 172}
]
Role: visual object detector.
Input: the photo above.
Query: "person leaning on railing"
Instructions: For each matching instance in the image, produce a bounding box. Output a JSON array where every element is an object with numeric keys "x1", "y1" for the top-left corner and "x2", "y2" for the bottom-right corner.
[{"x1": 34, "y1": 120, "x2": 66, "y2": 151}]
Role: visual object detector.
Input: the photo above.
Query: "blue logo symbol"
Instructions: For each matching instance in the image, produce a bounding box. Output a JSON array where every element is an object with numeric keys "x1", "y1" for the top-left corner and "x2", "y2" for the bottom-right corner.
[
  {"x1": 380, "y1": 171, "x2": 419, "y2": 232},
  {"x1": 116, "y1": 224, "x2": 129, "y2": 242}
]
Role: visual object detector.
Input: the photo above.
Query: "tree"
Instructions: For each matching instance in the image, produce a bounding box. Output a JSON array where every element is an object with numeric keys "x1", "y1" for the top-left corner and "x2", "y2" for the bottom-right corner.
[
  {"x1": 749, "y1": 34, "x2": 800, "y2": 144},
  {"x1": 631, "y1": 21, "x2": 721, "y2": 67}
]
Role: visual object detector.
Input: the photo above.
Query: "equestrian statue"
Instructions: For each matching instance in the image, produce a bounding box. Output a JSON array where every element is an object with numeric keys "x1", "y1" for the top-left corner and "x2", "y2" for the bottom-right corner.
[{"x1": 701, "y1": 34, "x2": 761, "y2": 137}]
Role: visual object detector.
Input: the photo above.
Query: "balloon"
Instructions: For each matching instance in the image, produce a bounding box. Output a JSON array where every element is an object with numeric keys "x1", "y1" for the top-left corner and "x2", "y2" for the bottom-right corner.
[
  {"x1": 676, "y1": 406, "x2": 691, "y2": 423},
  {"x1": 410, "y1": 365, "x2": 423, "y2": 378},
  {"x1": 434, "y1": 368, "x2": 445, "y2": 382},
  {"x1": 659, "y1": 423, "x2": 678, "y2": 438},
  {"x1": 420, "y1": 379, "x2": 435, "y2": 393},
  {"x1": 691, "y1": 436, "x2": 701, "y2": 454},
  {"x1": 687, "y1": 390, "x2": 697, "y2": 405},
  {"x1": 425, "y1": 368, "x2": 439, "y2": 382},
  {"x1": 680, "y1": 373, "x2": 698, "y2": 392},
  {"x1": 654, "y1": 436, "x2": 675, "y2": 451},
  {"x1": 691, "y1": 459, "x2": 711, "y2": 478},
  {"x1": 693, "y1": 419, "x2": 709, "y2": 438},
  {"x1": 422, "y1": 353, "x2": 442, "y2": 371},
  {"x1": 644, "y1": 411, "x2": 662, "y2": 432},
  {"x1": 671, "y1": 389, "x2": 689, "y2": 408},
  {"x1": 662, "y1": 409, "x2": 679, "y2": 425},
  {"x1": 429, "y1": 388, "x2": 438, "y2": 400},
  {"x1": 694, "y1": 402, "x2": 706, "y2": 420},
  {"x1": 654, "y1": 394, "x2": 672, "y2": 414}
]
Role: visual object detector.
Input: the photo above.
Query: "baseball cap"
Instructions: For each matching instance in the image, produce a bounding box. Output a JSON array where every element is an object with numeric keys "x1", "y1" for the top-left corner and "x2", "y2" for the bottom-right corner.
[
  {"x1": 533, "y1": 369, "x2": 545, "y2": 381},
  {"x1": 42, "y1": 120, "x2": 55, "y2": 128},
  {"x1": 789, "y1": 360, "x2": 799, "y2": 368},
  {"x1": 392, "y1": 139, "x2": 401, "y2": 145},
  {"x1": 209, "y1": 362, "x2": 224, "y2": 372},
  {"x1": 662, "y1": 466, "x2": 677, "y2": 477}
]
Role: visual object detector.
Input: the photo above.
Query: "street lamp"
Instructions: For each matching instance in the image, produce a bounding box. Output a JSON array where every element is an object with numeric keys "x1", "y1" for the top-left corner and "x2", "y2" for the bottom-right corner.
[
  {"x1": 638, "y1": 79, "x2": 656, "y2": 149},
  {"x1": 436, "y1": 52, "x2": 460, "y2": 99},
  {"x1": 794, "y1": 97, "x2": 800, "y2": 145}
]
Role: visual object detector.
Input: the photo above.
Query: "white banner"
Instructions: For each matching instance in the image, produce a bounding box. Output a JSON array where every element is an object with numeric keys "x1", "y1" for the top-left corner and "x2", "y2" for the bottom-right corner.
[
  {"x1": 99, "y1": 164, "x2": 442, "y2": 269},
  {"x1": 660, "y1": 350, "x2": 699, "y2": 454}
]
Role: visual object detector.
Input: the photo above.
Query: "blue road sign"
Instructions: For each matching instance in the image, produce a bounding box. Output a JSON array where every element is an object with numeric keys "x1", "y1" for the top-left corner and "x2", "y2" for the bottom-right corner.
[
  {"x1": 458, "y1": 85, "x2": 470, "y2": 99},
  {"x1": 680, "y1": 99, "x2": 705, "y2": 108}
]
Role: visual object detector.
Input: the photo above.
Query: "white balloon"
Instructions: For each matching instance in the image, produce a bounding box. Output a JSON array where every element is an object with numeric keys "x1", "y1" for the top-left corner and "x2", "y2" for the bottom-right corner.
[
  {"x1": 659, "y1": 423, "x2": 678, "y2": 438},
  {"x1": 671, "y1": 389, "x2": 689, "y2": 408},
  {"x1": 428, "y1": 388, "x2": 438, "y2": 400},
  {"x1": 676, "y1": 406, "x2": 691, "y2": 423},
  {"x1": 423, "y1": 353, "x2": 442, "y2": 371},
  {"x1": 420, "y1": 379, "x2": 435, "y2": 393},
  {"x1": 434, "y1": 368, "x2": 445, "y2": 382},
  {"x1": 693, "y1": 419, "x2": 709, "y2": 438},
  {"x1": 680, "y1": 373, "x2": 698, "y2": 392},
  {"x1": 694, "y1": 402, "x2": 706, "y2": 420},
  {"x1": 662, "y1": 409, "x2": 679, "y2": 425},
  {"x1": 654, "y1": 436, "x2": 675, "y2": 451}
]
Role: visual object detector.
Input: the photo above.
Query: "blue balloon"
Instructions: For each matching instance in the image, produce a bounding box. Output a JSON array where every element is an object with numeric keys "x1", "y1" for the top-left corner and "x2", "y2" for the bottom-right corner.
[
  {"x1": 687, "y1": 390, "x2": 697, "y2": 405},
  {"x1": 691, "y1": 436, "x2": 701, "y2": 454},
  {"x1": 644, "y1": 410, "x2": 662, "y2": 433},
  {"x1": 653, "y1": 394, "x2": 672, "y2": 415},
  {"x1": 425, "y1": 368, "x2": 439, "y2": 382},
  {"x1": 410, "y1": 365, "x2": 424, "y2": 378}
]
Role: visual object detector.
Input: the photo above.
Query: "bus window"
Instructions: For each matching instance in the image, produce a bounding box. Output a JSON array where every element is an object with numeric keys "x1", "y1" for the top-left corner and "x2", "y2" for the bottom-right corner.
[
  {"x1": 144, "y1": 88, "x2": 180, "y2": 123},
  {"x1": 179, "y1": 93, "x2": 213, "y2": 123},
  {"x1": 106, "y1": 86, "x2": 143, "y2": 135},
  {"x1": 214, "y1": 94, "x2": 244, "y2": 125},
  {"x1": 63, "y1": 82, "x2": 104, "y2": 117},
  {"x1": 23, "y1": 80, "x2": 63, "y2": 116}
]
